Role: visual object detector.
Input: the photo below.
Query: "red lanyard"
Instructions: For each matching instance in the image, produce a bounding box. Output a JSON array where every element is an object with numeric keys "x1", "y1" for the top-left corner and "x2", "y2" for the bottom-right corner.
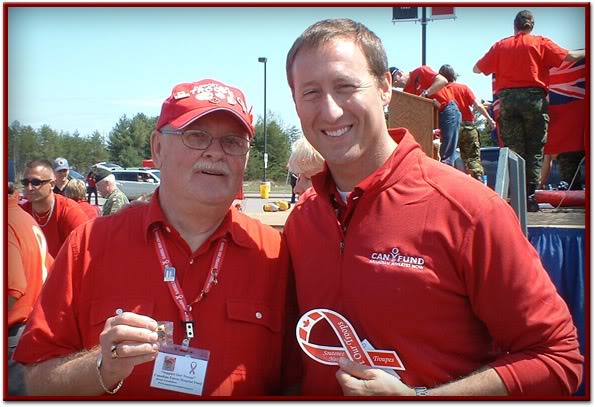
[{"x1": 152, "y1": 226, "x2": 228, "y2": 347}]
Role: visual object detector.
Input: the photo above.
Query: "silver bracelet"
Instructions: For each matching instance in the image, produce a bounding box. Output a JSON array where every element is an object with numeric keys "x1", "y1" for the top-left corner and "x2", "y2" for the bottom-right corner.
[{"x1": 96, "y1": 354, "x2": 124, "y2": 394}]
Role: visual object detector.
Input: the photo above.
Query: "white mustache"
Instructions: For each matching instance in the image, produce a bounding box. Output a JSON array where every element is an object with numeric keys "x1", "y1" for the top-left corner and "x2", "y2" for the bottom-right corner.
[{"x1": 192, "y1": 160, "x2": 230, "y2": 175}]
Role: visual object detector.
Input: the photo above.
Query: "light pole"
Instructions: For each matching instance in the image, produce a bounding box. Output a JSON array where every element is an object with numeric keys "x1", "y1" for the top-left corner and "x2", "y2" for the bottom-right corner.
[{"x1": 258, "y1": 57, "x2": 267, "y2": 181}]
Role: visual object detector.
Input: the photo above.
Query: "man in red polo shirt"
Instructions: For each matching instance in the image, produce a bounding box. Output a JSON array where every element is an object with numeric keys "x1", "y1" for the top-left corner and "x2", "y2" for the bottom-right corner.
[
  {"x1": 13, "y1": 79, "x2": 295, "y2": 397},
  {"x1": 391, "y1": 65, "x2": 461, "y2": 166},
  {"x1": 20, "y1": 159, "x2": 88, "y2": 258},
  {"x1": 439, "y1": 64, "x2": 496, "y2": 181},
  {"x1": 473, "y1": 10, "x2": 584, "y2": 210},
  {"x1": 284, "y1": 18, "x2": 582, "y2": 396}
]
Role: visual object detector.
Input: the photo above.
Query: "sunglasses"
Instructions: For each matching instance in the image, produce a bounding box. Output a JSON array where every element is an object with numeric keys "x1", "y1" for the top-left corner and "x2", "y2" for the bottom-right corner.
[{"x1": 21, "y1": 178, "x2": 52, "y2": 187}]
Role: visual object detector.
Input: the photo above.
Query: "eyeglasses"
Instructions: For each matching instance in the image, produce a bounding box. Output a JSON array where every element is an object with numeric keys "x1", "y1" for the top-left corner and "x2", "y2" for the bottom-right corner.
[
  {"x1": 21, "y1": 178, "x2": 52, "y2": 187},
  {"x1": 160, "y1": 129, "x2": 251, "y2": 156}
]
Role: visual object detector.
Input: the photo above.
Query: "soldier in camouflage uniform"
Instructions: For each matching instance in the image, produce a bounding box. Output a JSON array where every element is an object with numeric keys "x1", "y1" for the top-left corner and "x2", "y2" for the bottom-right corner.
[
  {"x1": 94, "y1": 168, "x2": 130, "y2": 216},
  {"x1": 474, "y1": 10, "x2": 584, "y2": 211}
]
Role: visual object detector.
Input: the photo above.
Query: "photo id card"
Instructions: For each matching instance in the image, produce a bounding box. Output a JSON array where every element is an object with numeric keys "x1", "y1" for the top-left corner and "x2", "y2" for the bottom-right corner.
[{"x1": 150, "y1": 344, "x2": 210, "y2": 395}]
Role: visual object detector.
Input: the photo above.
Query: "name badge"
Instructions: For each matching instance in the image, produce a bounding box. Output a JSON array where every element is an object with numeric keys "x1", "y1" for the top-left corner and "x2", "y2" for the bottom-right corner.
[{"x1": 150, "y1": 344, "x2": 210, "y2": 395}]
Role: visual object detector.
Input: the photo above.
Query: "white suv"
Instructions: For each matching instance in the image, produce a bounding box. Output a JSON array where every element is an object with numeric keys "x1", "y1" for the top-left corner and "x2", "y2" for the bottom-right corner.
[{"x1": 112, "y1": 169, "x2": 160, "y2": 200}]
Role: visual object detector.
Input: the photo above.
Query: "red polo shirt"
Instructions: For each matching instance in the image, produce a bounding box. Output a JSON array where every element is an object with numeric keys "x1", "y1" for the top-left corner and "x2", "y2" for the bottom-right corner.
[
  {"x1": 8, "y1": 197, "x2": 54, "y2": 328},
  {"x1": 284, "y1": 129, "x2": 582, "y2": 396},
  {"x1": 448, "y1": 82, "x2": 476, "y2": 121},
  {"x1": 403, "y1": 66, "x2": 453, "y2": 110},
  {"x1": 475, "y1": 33, "x2": 568, "y2": 92},
  {"x1": 21, "y1": 193, "x2": 88, "y2": 258},
  {"x1": 14, "y1": 189, "x2": 295, "y2": 397}
]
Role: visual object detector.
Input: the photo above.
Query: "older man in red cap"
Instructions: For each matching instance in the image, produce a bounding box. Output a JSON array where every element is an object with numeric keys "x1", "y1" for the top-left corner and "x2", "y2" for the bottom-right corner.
[{"x1": 14, "y1": 79, "x2": 295, "y2": 397}]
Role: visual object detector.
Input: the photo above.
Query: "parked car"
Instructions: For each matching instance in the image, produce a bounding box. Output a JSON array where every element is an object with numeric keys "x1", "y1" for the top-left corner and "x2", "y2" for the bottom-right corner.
[
  {"x1": 112, "y1": 168, "x2": 160, "y2": 200},
  {"x1": 69, "y1": 169, "x2": 88, "y2": 188},
  {"x1": 125, "y1": 167, "x2": 160, "y2": 179}
]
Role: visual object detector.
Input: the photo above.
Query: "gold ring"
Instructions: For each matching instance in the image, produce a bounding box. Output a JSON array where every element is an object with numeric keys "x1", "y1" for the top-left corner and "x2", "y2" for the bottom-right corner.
[{"x1": 110, "y1": 344, "x2": 118, "y2": 358}]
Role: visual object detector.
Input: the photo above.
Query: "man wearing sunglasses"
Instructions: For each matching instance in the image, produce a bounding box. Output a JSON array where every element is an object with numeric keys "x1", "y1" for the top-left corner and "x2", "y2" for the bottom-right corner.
[
  {"x1": 14, "y1": 79, "x2": 296, "y2": 397},
  {"x1": 20, "y1": 159, "x2": 87, "y2": 258}
]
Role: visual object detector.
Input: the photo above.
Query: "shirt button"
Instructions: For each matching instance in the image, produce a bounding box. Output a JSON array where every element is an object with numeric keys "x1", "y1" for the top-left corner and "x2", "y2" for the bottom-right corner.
[
  {"x1": 255, "y1": 312, "x2": 263, "y2": 320},
  {"x1": 189, "y1": 259, "x2": 194, "y2": 265}
]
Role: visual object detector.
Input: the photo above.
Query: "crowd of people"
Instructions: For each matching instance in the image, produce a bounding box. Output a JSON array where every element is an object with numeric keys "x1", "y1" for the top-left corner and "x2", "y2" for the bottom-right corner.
[{"x1": 7, "y1": 10, "x2": 584, "y2": 399}]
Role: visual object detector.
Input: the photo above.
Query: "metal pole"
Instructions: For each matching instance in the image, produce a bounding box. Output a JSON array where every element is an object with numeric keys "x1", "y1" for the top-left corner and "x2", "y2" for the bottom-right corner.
[
  {"x1": 421, "y1": 7, "x2": 427, "y2": 65},
  {"x1": 263, "y1": 60, "x2": 267, "y2": 182}
]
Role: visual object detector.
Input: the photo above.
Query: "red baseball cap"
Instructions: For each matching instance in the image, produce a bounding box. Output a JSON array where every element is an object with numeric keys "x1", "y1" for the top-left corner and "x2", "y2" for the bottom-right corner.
[{"x1": 156, "y1": 79, "x2": 255, "y2": 138}]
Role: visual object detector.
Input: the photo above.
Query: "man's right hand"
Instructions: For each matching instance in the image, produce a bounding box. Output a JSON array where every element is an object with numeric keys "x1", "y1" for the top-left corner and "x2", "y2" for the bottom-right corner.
[{"x1": 97, "y1": 312, "x2": 160, "y2": 387}]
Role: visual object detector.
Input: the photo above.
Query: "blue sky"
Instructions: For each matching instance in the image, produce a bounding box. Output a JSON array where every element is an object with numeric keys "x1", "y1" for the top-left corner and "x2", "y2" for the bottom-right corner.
[{"x1": 7, "y1": 5, "x2": 586, "y2": 139}]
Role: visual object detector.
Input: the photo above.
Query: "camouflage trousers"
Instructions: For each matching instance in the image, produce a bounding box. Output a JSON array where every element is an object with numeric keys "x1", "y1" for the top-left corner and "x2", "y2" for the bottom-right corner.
[
  {"x1": 458, "y1": 123, "x2": 484, "y2": 178},
  {"x1": 498, "y1": 87, "x2": 548, "y2": 188}
]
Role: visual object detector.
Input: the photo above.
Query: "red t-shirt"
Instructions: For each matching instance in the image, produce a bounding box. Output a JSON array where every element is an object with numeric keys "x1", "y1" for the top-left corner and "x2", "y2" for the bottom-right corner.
[
  {"x1": 475, "y1": 33, "x2": 568, "y2": 92},
  {"x1": 14, "y1": 190, "x2": 296, "y2": 397},
  {"x1": 403, "y1": 66, "x2": 453, "y2": 110},
  {"x1": 8, "y1": 197, "x2": 54, "y2": 328},
  {"x1": 21, "y1": 193, "x2": 88, "y2": 258},
  {"x1": 284, "y1": 129, "x2": 582, "y2": 396},
  {"x1": 448, "y1": 82, "x2": 476, "y2": 121},
  {"x1": 87, "y1": 175, "x2": 97, "y2": 188}
]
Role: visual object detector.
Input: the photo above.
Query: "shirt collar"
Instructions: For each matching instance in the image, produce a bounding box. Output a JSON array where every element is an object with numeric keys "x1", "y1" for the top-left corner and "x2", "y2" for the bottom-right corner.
[
  {"x1": 142, "y1": 188, "x2": 257, "y2": 250},
  {"x1": 311, "y1": 129, "x2": 421, "y2": 201}
]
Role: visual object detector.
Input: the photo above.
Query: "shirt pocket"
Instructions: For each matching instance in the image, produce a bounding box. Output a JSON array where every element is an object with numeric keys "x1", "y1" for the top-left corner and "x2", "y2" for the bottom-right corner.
[
  {"x1": 89, "y1": 296, "x2": 156, "y2": 328},
  {"x1": 226, "y1": 299, "x2": 281, "y2": 333}
]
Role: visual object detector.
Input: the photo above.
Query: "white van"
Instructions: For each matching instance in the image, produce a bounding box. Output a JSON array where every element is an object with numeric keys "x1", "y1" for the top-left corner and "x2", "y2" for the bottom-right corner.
[{"x1": 112, "y1": 169, "x2": 160, "y2": 200}]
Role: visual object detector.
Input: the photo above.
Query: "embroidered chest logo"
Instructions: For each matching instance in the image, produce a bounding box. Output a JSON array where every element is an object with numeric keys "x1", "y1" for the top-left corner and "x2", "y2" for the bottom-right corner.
[{"x1": 369, "y1": 247, "x2": 425, "y2": 270}]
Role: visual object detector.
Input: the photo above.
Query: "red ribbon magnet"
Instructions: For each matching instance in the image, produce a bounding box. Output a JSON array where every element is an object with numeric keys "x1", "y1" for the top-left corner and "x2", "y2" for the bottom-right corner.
[{"x1": 296, "y1": 309, "x2": 405, "y2": 371}]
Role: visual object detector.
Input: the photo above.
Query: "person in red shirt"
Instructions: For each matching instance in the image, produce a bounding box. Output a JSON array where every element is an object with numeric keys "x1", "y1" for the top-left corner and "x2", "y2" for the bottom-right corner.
[
  {"x1": 86, "y1": 169, "x2": 99, "y2": 205},
  {"x1": 284, "y1": 18, "x2": 582, "y2": 396},
  {"x1": 439, "y1": 64, "x2": 496, "y2": 181},
  {"x1": 391, "y1": 65, "x2": 461, "y2": 166},
  {"x1": 64, "y1": 179, "x2": 101, "y2": 220},
  {"x1": 20, "y1": 159, "x2": 88, "y2": 258},
  {"x1": 7, "y1": 182, "x2": 54, "y2": 396},
  {"x1": 13, "y1": 78, "x2": 295, "y2": 398},
  {"x1": 473, "y1": 10, "x2": 584, "y2": 211}
]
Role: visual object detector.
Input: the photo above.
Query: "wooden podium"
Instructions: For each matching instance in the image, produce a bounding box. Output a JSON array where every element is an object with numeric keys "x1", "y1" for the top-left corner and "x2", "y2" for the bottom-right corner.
[{"x1": 388, "y1": 90, "x2": 438, "y2": 158}]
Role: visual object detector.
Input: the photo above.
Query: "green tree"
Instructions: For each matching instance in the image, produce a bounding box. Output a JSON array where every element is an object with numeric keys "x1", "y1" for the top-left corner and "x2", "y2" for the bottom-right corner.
[
  {"x1": 246, "y1": 112, "x2": 293, "y2": 182},
  {"x1": 108, "y1": 113, "x2": 156, "y2": 167}
]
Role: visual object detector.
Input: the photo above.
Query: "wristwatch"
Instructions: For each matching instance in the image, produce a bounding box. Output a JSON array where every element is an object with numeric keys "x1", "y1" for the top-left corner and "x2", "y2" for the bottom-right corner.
[
  {"x1": 414, "y1": 386, "x2": 428, "y2": 396},
  {"x1": 421, "y1": 90, "x2": 429, "y2": 98}
]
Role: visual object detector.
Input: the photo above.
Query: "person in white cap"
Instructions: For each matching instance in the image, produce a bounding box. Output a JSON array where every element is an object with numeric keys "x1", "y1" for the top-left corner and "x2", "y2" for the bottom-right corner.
[
  {"x1": 52, "y1": 157, "x2": 71, "y2": 196},
  {"x1": 13, "y1": 79, "x2": 296, "y2": 397}
]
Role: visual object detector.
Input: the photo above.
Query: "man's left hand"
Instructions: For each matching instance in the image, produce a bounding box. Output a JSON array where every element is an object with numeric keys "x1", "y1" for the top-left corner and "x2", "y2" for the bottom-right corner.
[{"x1": 335, "y1": 357, "x2": 415, "y2": 396}]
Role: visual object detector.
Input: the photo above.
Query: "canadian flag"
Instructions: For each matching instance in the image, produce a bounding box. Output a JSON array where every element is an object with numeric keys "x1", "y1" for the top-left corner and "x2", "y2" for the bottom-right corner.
[{"x1": 545, "y1": 55, "x2": 586, "y2": 154}]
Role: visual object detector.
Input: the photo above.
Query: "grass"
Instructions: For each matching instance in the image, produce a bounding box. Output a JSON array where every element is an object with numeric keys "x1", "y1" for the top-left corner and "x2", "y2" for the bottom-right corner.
[{"x1": 242, "y1": 180, "x2": 293, "y2": 193}]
